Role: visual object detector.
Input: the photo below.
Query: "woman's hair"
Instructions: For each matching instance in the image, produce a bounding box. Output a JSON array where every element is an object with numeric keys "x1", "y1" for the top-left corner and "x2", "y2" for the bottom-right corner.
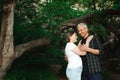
[{"x1": 66, "y1": 31, "x2": 75, "y2": 42}]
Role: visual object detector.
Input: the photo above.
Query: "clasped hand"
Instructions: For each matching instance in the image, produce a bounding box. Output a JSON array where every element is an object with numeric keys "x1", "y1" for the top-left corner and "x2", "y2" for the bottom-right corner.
[{"x1": 79, "y1": 44, "x2": 88, "y2": 52}]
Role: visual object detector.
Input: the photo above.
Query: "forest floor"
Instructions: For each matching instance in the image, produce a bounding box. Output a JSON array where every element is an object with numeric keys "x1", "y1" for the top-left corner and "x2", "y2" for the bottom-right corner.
[
  {"x1": 111, "y1": 73, "x2": 120, "y2": 80},
  {"x1": 52, "y1": 64, "x2": 120, "y2": 80},
  {"x1": 57, "y1": 73, "x2": 120, "y2": 80},
  {"x1": 57, "y1": 76, "x2": 67, "y2": 80}
]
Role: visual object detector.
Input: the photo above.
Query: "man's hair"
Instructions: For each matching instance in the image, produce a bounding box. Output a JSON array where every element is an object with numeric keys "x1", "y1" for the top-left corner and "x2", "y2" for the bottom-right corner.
[{"x1": 77, "y1": 23, "x2": 88, "y2": 29}]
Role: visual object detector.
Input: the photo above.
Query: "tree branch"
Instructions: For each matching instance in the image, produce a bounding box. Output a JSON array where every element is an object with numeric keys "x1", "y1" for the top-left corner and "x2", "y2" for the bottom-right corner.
[
  {"x1": 60, "y1": 14, "x2": 92, "y2": 31},
  {"x1": 60, "y1": 9, "x2": 120, "y2": 38},
  {"x1": 104, "y1": 9, "x2": 120, "y2": 15},
  {"x1": 101, "y1": 23, "x2": 120, "y2": 38},
  {"x1": 15, "y1": 37, "x2": 50, "y2": 58},
  {"x1": 103, "y1": 38, "x2": 114, "y2": 46}
]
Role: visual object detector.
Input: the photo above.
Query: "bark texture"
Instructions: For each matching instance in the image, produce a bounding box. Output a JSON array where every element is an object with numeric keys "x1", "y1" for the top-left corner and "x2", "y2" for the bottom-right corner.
[
  {"x1": 0, "y1": 1, "x2": 15, "y2": 79},
  {"x1": 0, "y1": 1, "x2": 50, "y2": 80}
]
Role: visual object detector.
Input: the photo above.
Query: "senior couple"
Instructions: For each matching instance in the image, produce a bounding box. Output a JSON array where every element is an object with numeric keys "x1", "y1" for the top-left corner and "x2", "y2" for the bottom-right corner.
[{"x1": 65, "y1": 23, "x2": 104, "y2": 80}]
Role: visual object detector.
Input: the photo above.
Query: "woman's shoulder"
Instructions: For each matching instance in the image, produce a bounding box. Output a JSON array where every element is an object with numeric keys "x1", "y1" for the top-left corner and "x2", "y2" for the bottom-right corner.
[
  {"x1": 66, "y1": 42, "x2": 76, "y2": 49},
  {"x1": 66, "y1": 42, "x2": 76, "y2": 46}
]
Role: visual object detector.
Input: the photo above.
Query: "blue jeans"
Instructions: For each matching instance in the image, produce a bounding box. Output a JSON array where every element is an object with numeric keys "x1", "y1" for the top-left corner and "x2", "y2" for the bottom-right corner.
[
  {"x1": 66, "y1": 67, "x2": 82, "y2": 80},
  {"x1": 81, "y1": 72, "x2": 102, "y2": 80}
]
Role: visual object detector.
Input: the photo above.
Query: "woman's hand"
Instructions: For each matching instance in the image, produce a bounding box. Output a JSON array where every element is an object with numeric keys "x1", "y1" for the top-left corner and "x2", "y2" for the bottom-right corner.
[{"x1": 64, "y1": 55, "x2": 68, "y2": 61}]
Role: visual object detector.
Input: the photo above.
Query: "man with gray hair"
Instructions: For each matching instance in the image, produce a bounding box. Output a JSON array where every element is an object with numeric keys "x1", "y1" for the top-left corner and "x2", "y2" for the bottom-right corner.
[{"x1": 77, "y1": 23, "x2": 104, "y2": 80}]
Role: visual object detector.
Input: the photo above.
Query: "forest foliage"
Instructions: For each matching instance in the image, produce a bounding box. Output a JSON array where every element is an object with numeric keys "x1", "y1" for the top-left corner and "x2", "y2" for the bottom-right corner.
[{"x1": 0, "y1": 0, "x2": 120, "y2": 79}]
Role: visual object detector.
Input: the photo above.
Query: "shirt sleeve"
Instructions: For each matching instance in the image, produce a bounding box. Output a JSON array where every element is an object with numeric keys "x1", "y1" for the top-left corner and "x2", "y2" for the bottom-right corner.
[{"x1": 93, "y1": 34, "x2": 104, "y2": 56}]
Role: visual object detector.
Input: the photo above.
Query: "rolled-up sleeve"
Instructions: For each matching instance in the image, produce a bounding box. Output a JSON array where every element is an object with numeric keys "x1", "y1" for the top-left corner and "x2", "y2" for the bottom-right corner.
[{"x1": 93, "y1": 34, "x2": 104, "y2": 56}]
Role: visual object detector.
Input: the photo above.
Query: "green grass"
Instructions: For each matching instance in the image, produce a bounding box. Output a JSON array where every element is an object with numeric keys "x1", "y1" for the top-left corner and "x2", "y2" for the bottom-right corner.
[
  {"x1": 5, "y1": 62, "x2": 57, "y2": 80},
  {"x1": 5, "y1": 68, "x2": 57, "y2": 80}
]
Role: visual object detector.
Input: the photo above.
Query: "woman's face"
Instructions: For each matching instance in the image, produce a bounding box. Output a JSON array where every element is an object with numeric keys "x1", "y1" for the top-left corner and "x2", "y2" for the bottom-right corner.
[{"x1": 70, "y1": 33, "x2": 77, "y2": 43}]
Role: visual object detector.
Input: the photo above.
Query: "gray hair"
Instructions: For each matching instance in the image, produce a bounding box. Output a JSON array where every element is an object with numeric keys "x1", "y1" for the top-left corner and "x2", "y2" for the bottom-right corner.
[{"x1": 77, "y1": 23, "x2": 88, "y2": 28}]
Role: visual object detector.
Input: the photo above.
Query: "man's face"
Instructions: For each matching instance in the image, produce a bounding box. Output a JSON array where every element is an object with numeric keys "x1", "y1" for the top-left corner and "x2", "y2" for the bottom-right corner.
[{"x1": 77, "y1": 26, "x2": 88, "y2": 37}]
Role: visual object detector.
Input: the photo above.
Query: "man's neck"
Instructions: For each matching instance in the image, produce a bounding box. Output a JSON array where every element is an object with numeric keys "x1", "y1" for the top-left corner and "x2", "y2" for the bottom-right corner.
[{"x1": 84, "y1": 33, "x2": 89, "y2": 39}]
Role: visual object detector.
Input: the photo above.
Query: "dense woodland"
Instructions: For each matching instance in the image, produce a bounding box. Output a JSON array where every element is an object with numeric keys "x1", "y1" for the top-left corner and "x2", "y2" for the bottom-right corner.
[{"x1": 0, "y1": 0, "x2": 120, "y2": 80}]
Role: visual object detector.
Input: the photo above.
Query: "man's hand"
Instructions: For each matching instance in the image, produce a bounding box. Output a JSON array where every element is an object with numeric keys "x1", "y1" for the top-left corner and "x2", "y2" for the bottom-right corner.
[
  {"x1": 80, "y1": 44, "x2": 100, "y2": 55},
  {"x1": 80, "y1": 44, "x2": 88, "y2": 52}
]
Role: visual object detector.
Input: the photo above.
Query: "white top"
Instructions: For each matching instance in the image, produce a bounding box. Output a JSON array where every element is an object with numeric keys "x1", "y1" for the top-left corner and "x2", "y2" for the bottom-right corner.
[{"x1": 65, "y1": 42, "x2": 82, "y2": 68}]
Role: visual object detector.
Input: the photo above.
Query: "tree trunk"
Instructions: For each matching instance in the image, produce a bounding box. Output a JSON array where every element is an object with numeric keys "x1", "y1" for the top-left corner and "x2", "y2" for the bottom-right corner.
[
  {"x1": 0, "y1": 0, "x2": 50, "y2": 79},
  {"x1": 0, "y1": 1, "x2": 15, "y2": 80}
]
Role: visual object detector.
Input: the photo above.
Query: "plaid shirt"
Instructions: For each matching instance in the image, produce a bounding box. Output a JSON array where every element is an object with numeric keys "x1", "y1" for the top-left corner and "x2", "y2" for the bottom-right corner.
[{"x1": 81, "y1": 34, "x2": 104, "y2": 74}]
